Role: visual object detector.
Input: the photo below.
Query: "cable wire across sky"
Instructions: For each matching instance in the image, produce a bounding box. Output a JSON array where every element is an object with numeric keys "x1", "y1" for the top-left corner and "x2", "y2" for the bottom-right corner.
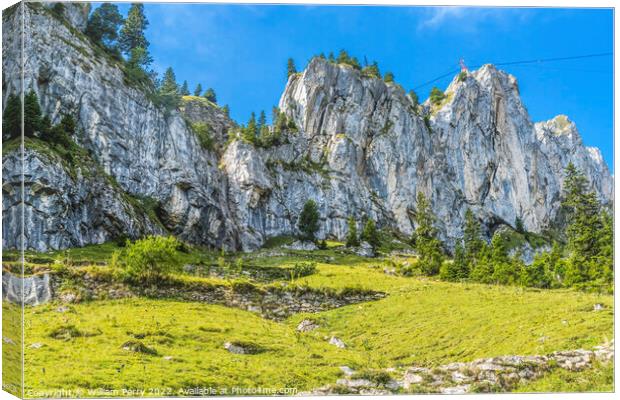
[{"x1": 413, "y1": 52, "x2": 613, "y2": 91}]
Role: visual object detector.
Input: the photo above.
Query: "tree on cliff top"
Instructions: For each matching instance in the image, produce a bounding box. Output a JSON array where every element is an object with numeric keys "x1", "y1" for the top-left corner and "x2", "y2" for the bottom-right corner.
[
  {"x1": 287, "y1": 58, "x2": 297, "y2": 78},
  {"x1": 204, "y1": 88, "x2": 217, "y2": 103},
  {"x1": 180, "y1": 80, "x2": 190, "y2": 96},
  {"x1": 119, "y1": 3, "x2": 149, "y2": 56},
  {"x1": 86, "y1": 3, "x2": 124, "y2": 48},
  {"x1": 158, "y1": 67, "x2": 180, "y2": 110}
]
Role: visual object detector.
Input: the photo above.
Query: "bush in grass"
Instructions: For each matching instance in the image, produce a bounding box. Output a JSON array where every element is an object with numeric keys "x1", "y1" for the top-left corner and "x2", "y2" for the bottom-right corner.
[
  {"x1": 113, "y1": 236, "x2": 183, "y2": 282},
  {"x1": 289, "y1": 262, "x2": 317, "y2": 279}
]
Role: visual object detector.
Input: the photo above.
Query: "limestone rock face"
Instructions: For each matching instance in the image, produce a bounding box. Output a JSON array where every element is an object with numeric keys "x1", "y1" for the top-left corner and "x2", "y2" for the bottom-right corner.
[
  {"x1": 2, "y1": 3, "x2": 613, "y2": 252},
  {"x1": 2, "y1": 148, "x2": 164, "y2": 251},
  {"x1": 179, "y1": 97, "x2": 235, "y2": 153},
  {"x1": 2, "y1": 3, "x2": 238, "y2": 251},
  {"x1": 43, "y1": 2, "x2": 90, "y2": 32},
  {"x1": 223, "y1": 59, "x2": 613, "y2": 249}
]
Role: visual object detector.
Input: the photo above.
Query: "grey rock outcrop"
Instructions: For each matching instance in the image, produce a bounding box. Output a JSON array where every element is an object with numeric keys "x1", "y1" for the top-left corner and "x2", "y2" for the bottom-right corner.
[
  {"x1": 2, "y1": 3, "x2": 613, "y2": 252},
  {"x1": 2, "y1": 147, "x2": 164, "y2": 251},
  {"x1": 224, "y1": 59, "x2": 613, "y2": 250},
  {"x1": 2, "y1": 271, "x2": 52, "y2": 306},
  {"x1": 43, "y1": 2, "x2": 90, "y2": 32},
  {"x1": 2, "y1": 3, "x2": 238, "y2": 251},
  {"x1": 303, "y1": 341, "x2": 614, "y2": 395}
]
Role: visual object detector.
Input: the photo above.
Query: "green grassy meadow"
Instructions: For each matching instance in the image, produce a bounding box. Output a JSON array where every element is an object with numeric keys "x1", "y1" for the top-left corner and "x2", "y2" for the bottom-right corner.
[{"x1": 2, "y1": 241, "x2": 614, "y2": 396}]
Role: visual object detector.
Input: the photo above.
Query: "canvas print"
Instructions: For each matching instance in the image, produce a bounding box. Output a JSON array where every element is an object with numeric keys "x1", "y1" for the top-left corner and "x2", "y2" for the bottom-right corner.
[{"x1": 1, "y1": 1, "x2": 614, "y2": 398}]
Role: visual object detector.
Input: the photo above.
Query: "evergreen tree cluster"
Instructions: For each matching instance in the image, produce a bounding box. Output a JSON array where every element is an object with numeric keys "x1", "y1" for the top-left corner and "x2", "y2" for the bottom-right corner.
[
  {"x1": 3, "y1": 91, "x2": 79, "y2": 159},
  {"x1": 344, "y1": 215, "x2": 380, "y2": 251},
  {"x1": 434, "y1": 164, "x2": 613, "y2": 292},
  {"x1": 85, "y1": 3, "x2": 221, "y2": 113},
  {"x1": 238, "y1": 107, "x2": 296, "y2": 147}
]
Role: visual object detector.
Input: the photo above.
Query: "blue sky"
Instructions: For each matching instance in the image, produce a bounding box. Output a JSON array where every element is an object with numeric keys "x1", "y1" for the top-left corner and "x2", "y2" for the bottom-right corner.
[{"x1": 110, "y1": 4, "x2": 613, "y2": 169}]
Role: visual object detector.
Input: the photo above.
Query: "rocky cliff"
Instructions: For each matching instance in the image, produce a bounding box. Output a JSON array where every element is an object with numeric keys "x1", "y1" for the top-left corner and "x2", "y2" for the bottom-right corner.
[
  {"x1": 3, "y1": 3, "x2": 238, "y2": 251},
  {"x1": 2, "y1": 2, "x2": 613, "y2": 252}
]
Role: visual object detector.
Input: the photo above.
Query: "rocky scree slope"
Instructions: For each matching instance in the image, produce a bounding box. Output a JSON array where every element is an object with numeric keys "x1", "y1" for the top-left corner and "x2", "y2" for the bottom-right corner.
[{"x1": 2, "y1": 2, "x2": 613, "y2": 252}]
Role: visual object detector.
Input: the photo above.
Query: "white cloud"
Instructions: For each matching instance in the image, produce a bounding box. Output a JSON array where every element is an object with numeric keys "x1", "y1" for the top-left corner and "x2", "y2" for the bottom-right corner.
[{"x1": 417, "y1": 7, "x2": 529, "y2": 33}]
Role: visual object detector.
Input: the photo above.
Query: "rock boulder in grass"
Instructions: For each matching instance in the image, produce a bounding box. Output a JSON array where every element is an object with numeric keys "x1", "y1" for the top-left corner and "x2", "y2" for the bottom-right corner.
[
  {"x1": 283, "y1": 240, "x2": 319, "y2": 251},
  {"x1": 223, "y1": 341, "x2": 265, "y2": 355},
  {"x1": 296, "y1": 319, "x2": 320, "y2": 332},
  {"x1": 353, "y1": 241, "x2": 375, "y2": 257},
  {"x1": 121, "y1": 340, "x2": 158, "y2": 356},
  {"x1": 329, "y1": 336, "x2": 346, "y2": 348}
]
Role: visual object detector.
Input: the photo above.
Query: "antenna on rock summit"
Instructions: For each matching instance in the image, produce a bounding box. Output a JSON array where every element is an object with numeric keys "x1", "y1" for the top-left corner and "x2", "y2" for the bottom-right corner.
[{"x1": 459, "y1": 58, "x2": 468, "y2": 72}]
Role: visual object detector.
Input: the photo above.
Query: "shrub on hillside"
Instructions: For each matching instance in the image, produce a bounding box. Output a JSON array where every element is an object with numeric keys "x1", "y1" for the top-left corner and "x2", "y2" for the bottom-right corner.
[
  {"x1": 289, "y1": 262, "x2": 317, "y2": 280},
  {"x1": 112, "y1": 236, "x2": 183, "y2": 282},
  {"x1": 429, "y1": 87, "x2": 446, "y2": 105}
]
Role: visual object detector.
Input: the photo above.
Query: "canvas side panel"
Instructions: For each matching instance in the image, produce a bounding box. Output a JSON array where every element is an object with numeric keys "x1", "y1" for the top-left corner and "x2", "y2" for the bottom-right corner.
[{"x1": 2, "y1": 2, "x2": 25, "y2": 399}]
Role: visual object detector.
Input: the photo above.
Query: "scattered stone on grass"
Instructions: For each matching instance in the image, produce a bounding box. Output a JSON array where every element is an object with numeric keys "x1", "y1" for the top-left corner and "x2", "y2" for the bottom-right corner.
[
  {"x1": 284, "y1": 240, "x2": 318, "y2": 251},
  {"x1": 307, "y1": 340, "x2": 614, "y2": 394},
  {"x1": 121, "y1": 340, "x2": 158, "y2": 355},
  {"x1": 297, "y1": 319, "x2": 319, "y2": 332},
  {"x1": 329, "y1": 336, "x2": 346, "y2": 348}
]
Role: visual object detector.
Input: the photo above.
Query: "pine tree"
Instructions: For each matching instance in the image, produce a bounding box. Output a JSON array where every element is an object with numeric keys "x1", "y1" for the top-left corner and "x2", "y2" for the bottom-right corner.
[
  {"x1": 470, "y1": 243, "x2": 494, "y2": 284},
  {"x1": 85, "y1": 3, "x2": 124, "y2": 47},
  {"x1": 514, "y1": 216, "x2": 525, "y2": 233},
  {"x1": 522, "y1": 251, "x2": 553, "y2": 288},
  {"x1": 180, "y1": 80, "x2": 190, "y2": 96},
  {"x1": 362, "y1": 61, "x2": 380, "y2": 78},
  {"x1": 298, "y1": 200, "x2": 320, "y2": 241},
  {"x1": 562, "y1": 164, "x2": 603, "y2": 260},
  {"x1": 204, "y1": 88, "x2": 217, "y2": 103},
  {"x1": 463, "y1": 209, "x2": 483, "y2": 270},
  {"x1": 222, "y1": 104, "x2": 230, "y2": 117},
  {"x1": 596, "y1": 209, "x2": 613, "y2": 285},
  {"x1": 193, "y1": 83, "x2": 202, "y2": 97},
  {"x1": 2, "y1": 93, "x2": 21, "y2": 141},
  {"x1": 158, "y1": 67, "x2": 180, "y2": 110},
  {"x1": 345, "y1": 216, "x2": 359, "y2": 247},
  {"x1": 126, "y1": 46, "x2": 152, "y2": 69},
  {"x1": 383, "y1": 71, "x2": 395, "y2": 83},
  {"x1": 490, "y1": 232, "x2": 518, "y2": 285},
  {"x1": 559, "y1": 163, "x2": 606, "y2": 287},
  {"x1": 24, "y1": 90, "x2": 44, "y2": 137},
  {"x1": 119, "y1": 3, "x2": 149, "y2": 55},
  {"x1": 429, "y1": 87, "x2": 446, "y2": 105},
  {"x1": 361, "y1": 219, "x2": 380, "y2": 251},
  {"x1": 287, "y1": 58, "x2": 297, "y2": 78},
  {"x1": 46, "y1": 114, "x2": 75, "y2": 148},
  {"x1": 408, "y1": 90, "x2": 419, "y2": 107},
  {"x1": 440, "y1": 242, "x2": 468, "y2": 282},
  {"x1": 337, "y1": 49, "x2": 350, "y2": 64},
  {"x1": 241, "y1": 112, "x2": 257, "y2": 144},
  {"x1": 412, "y1": 192, "x2": 443, "y2": 275},
  {"x1": 258, "y1": 110, "x2": 267, "y2": 128}
]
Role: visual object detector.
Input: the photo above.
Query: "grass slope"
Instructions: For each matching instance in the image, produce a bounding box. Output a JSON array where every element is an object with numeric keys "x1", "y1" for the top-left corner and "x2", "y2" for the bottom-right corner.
[{"x1": 13, "y1": 243, "x2": 613, "y2": 396}]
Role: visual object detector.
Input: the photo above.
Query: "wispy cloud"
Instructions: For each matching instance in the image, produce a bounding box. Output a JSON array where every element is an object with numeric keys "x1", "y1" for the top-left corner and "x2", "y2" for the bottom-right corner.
[{"x1": 418, "y1": 7, "x2": 530, "y2": 33}]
